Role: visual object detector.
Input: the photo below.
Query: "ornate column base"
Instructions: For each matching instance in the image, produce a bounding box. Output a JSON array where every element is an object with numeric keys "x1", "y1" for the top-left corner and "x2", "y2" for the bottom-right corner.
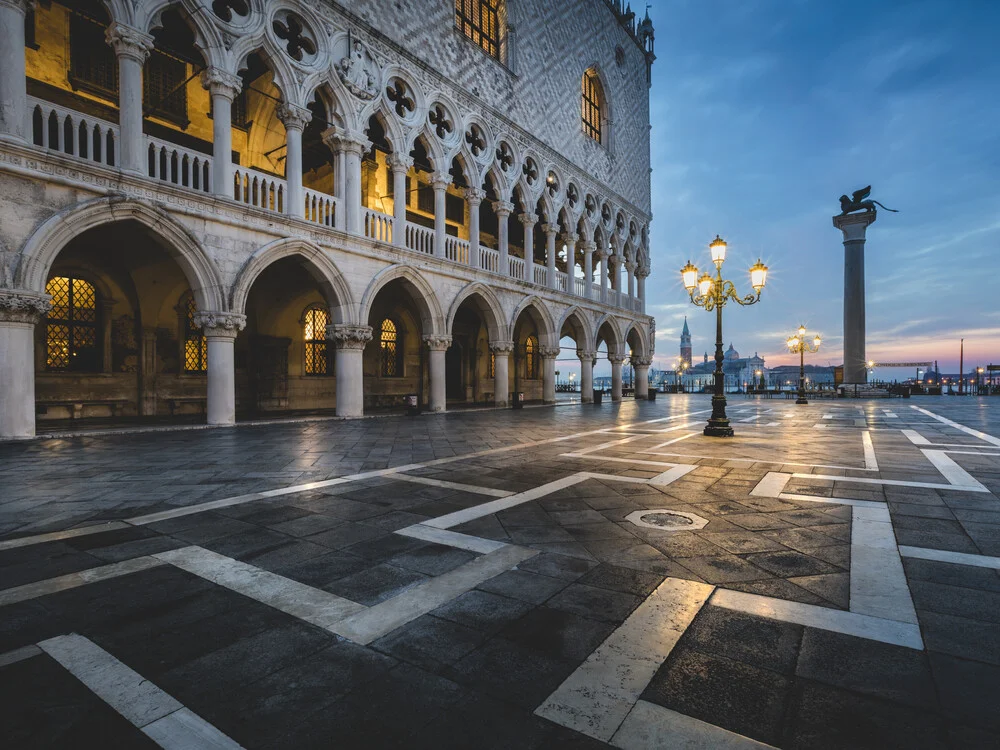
[{"x1": 0, "y1": 290, "x2": 51, "y2": 439}]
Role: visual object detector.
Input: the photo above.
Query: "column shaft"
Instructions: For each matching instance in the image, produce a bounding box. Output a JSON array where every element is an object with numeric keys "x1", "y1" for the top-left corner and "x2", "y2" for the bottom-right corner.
[
  {"x1": 544, "y1": 226, "x2": 558, "y2": 289},
  {"x1": 844, "y1": 239, "x2": 866, "y2": 383},
  {"x1": 0, "y1": 0, "x2": 28, "y2": 141},
  {"x1": 0, "y1": 321, "x2": 36, "y2": 438},
  {"x1": 391, "y1": 156, "x2": 409, "y2": 248},
  {"x1": 542, "y1": 348, "x2": 558, "y2": 404},
  {"x1": 211, "y1": 92, "x2": 233, "y2": 195},
  {"x1": 493, "y1": 350, "x2": 510, "y2": 407},
  {"x1": 579, "y1": 351, "x2": 595, "y2": 403},
  {"x1": 344, "y1": 147, "x2": 362, "y2": 233},
  {"x1": 466, "y1": 189, "x2": 482, "y2": 268},
  {"x1": 335, "y1": 348, "x2": 364, "y2": 417},
  {"x1": 107, "y1": 24, "x2": 153, "y2": 175},
  {"x1": 205, "y1": 334, "x2": 236, "y2": 425},
  {"x1": 611, "y1": 359, "x2": 623, "y2": 402},
  {"x1": 433, "y1": 175, "x2": 451, "y2": 258}
]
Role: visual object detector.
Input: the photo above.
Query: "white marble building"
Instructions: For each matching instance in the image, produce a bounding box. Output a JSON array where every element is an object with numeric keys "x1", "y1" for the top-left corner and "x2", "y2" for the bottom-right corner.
[{"x1": 0, "y1": 0, "x2": 656, "y2": 438}]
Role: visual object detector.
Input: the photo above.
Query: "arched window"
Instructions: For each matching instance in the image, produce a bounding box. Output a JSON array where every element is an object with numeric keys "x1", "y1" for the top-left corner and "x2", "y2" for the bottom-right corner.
[
  {"x1": 582, "y1": 70, "x2": 606, "y2": 144},
  {"x1": 180, "y1": 291, "x2": 207, "y2": 373},
  {"x1": 524, "y1": 334, "x2": 538, "y2": 379},
  {"x1": 455, "y1": 0, "x2": 507, "y2": 62},
  {"x1": 380, "y1": 318, "x2": 403, "y2": 377},
  {"x1": 489, "y1": 352, "x2": 496, "y2": 379},
  {"x1": 45, "y1": 276, "x2": 99, "y2": 372},
  {"x1": 303, "y1": 305, "x2": 330, "y2": 376}
]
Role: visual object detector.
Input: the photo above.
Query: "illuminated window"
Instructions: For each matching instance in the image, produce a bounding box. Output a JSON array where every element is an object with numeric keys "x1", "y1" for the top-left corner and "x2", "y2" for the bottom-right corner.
[
  {"x1": 303, "y1": 306, "x2": 330, "y2": 376},
  {"x1": 455, "y1": 0, "x2": 506, "y2": 62},
  {"x1": 582, "y1": 70, "x2": 605, "y2": 144},
  {"x1": 180, "y1": 291, "x2": 207, "y2": 373},
  {"x1": 524, "y1": 335, "x2": 538, "y2": 379},
  {"x1": 380, "y1": 318, "x2": 402, "y2": 377},
  {"x1": 45, "y1": 276, "x2": 99, "y2": 372},
  {"x1": 489, "y1": 352, "x2": 496, "y2": 379}
]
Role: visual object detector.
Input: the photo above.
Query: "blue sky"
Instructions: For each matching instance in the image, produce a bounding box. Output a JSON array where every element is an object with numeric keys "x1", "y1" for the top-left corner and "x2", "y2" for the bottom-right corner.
[{"x1": 639, "y1": 0, "x2": 1000, "y2": 377}]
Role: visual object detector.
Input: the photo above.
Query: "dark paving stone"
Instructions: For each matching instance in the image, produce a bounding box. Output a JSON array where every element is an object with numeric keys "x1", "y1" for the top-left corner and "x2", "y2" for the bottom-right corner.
[
  {"x1": 902, "y1": 557, "x2": 1000, "y2": 592},
  {"x1": 577, "y1": 563, "x2": 664, "y2": 597},
  {"x1": 744, "y1": 549, "x2": 840, "y2": 578},
  {"x1": 515, "y1": 551, "x2": 598, "y2": 581},
  {"x1": 62, "y1": 525, "x2": 157, "y2": 550},
  {"x1": 272, "y1": 551, "x2": 370, "y2": 587},
  {"x1": 929, "y1": 652, "x2": 1000, "y2": 732},
  {"x1": 242, "y1": 539, "x2": 332, "y2": 570},
  {"x1": 388, "y1": 544, "x2": 476, "y2": 576},
  {"x1": 919, "y1": 611, "x2": 1000, "y2": 666},
  {"x1": 447, "y1": 637, "x2": 577, "y2": 710},
  {"x1": 372, "y1": 614, "x2": 487, "y2": 672},
  {"x1": 642, "y1": 647, "x2": 792, "y2": 746},
  {"x1": 166, "y1": 515, "x2": 260, "y2": 544},
  {"x1": 476, "y1": 569, "x2": 571, "y2": 604},
  {"x1": 893, "y1": 527, "x2": 979, "y2": 553},
  {"x1": 508, "y1": 526, "x2": 577, "y2": 544},
  {"x1": 500, "y1": 605, "x2": 617, "y2": 663},
  {"x1": 431, "y1": 590, "x2": 534, "y2": 635},
  {"x1": 723, "y1": 578, "x2": 832, "y2": 607},
  {"x1": 910, "y1": 580, "x2": 1000, "y2": 624},
  {"x1": 342, "y1": 533, "x2": 427, "y2": 562},
  {"x1": 324, "y1": 563, "x2": 427, "y2": 606},
  {"x1": 237, "y1": 505, "x2": 313, "y2": 526},
  {"x1": 0, "y1": 544, "x2": 102, "y2": 589},
  {"x1": 782, "y1": 679, "x2": 949, "y2": 750},
  {"x1": 788, "y1": 572, "x2": 851, "y2": 608},
  {"x1": 639, "y1": 531, "x2": 727, "y2": 558},
  {"x1": 679, "y1": 604, "x2": 803, "y2": 673},
  {"x1": 0, "y1": 653, "x2": 159, "y2": 749},
  {"x1": 201, "y1": 527, "x2": 298, "y2": 560},
  {"x1": 674, "y1": 553, "x2": 771, "y2": 584},
  {"x1": 698, "y1": 530, "x2": 787, "y2": 554},
  {"x1": 266, "y1": 512, "x2": 344, "y2": 537},
  {"x1": 545, "y1": 582, "x2": 641, "y2": 623},
  {"x1": 86, "y1": 535, "x2": 188, "y2": 562},
  {"x1": 0, "y1": 600, "x2": 70, "y2": 653},
  {"x1": 796, "y1": 628, "x2": 938, "y2": 709},
  {"x1": 305, "y1": 522, "x2": 384, "y2": 550}
]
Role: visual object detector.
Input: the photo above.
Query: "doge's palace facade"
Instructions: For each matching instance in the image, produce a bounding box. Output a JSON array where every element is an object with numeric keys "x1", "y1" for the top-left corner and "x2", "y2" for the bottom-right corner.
[{"x1": 0, "y1": 0, "x2": 656, "y2": 439}]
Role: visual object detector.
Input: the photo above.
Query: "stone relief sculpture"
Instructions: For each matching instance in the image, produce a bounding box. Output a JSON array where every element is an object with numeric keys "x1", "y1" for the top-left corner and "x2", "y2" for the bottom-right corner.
[{"x1": 337, "y1": 38, "x2": 378, "y2": 99}]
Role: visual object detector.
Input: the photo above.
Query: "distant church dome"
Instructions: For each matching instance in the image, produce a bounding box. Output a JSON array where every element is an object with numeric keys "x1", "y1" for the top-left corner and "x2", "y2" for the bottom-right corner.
[{"x1": 724, "y1": 343, "x2": 740, "y2": 360}]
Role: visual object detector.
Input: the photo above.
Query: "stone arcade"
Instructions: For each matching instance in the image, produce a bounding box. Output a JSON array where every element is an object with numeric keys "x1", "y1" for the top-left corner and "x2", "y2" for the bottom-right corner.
[{"x1": 0, "y1": 0, "x2": 657, "y2": 439}]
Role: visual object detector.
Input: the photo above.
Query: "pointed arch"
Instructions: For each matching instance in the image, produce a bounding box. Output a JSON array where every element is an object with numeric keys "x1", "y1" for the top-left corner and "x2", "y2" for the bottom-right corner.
[
  {"x1": 16, "y1": 197, "x2": 224, "y2": 312},
  {"x1": 229, "y1": 238, "x2": 354, "y2": 323},
  {"x1": 359, "y1": 264, "x2": 445, "y2": 336},
  {"x1": 624, "y1": 321, "x2": 648, "y2": 359},
  {"x1": 446, "y1": 282, "x2": 505, "y2": 342},
  {"x1": 559, "y1": 306, "x2": 594, "y2": 352},
  {"x1": 595, "y1": 313, "x2": 624, "y2": 358},
  {"x1": 510, "y1": 295, "x2": 557, "y2": 346}
]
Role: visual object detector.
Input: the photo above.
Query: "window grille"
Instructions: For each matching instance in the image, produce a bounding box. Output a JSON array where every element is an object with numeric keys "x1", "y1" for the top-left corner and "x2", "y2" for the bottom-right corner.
[
  {"x1": 454, "y1": 0, "x2": 506, "y2": 62},
  {"x1": 45, "y1": 276, "x2": 100, "y2": 372},
  {"x1": 524, "y1": 335, "x2": 538, "y2": 379},
  {"x1": 181, "y1": 291, "x2": 207, "y2": 373},
  {"x1": 380, "y1": 318, "x2": 402, "y2": 377},
  {"x1": 582, "y1": 71, "x2": 604, "y2": 143},
  {"x1": 69, "y1": 13, "x2": 118, "y2": 101},
  {"x1": 303, "y1": 306, "x2": 330, "y2": 376}
]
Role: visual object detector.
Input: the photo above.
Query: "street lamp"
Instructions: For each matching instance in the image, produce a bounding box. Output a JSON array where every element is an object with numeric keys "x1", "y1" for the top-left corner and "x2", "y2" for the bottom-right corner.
[
  {"x1": 787, "y1": 325, "x2": 821, "y2": 405},
  {"x1": 755, "y1": 369, "x2": 764, "y2": 393},
  {"x1": 675, "y1": 360, "x2": 688, "y2": 392},
  {"x1": 680, "y1": 236, "x2": 768, "y2": 436},
  {"x1": 977, "y1": 366, "x2": 984, "y2": 395}
]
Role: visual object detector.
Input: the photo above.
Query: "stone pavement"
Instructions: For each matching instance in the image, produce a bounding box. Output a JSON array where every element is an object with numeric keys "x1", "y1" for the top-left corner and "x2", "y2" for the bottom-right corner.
[{"x1": 1, "y1": 396, "x2": 998, "y2": 748}]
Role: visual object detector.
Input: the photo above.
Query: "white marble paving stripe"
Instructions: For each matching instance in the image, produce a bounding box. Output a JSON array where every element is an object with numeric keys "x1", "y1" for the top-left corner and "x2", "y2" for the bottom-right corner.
[
  {"x1": 943, "y1": 450, "x2": 1000, "y2": 457},
  {"x1": 39, "y1": 634, "x2": 243, "y2": 749},
  {"x1": 0, "y1": 556, "x2": 165, "y2": 607},
  {"x1": 883, "y1": 410, "x2": 898, "y2": 418},
  {"x1": 646, "y1": 432, "x2": 699, "y2": 450},
  {"x1": 750, "y1": 472, "x2": 792, "y2": 497},
  {"x1": 850, "y1": 506, "x2": 918, "y2": 624},
  {"x1": 395, "y1": 524, "x2": 508, "y2": 554},
  {"x1": 0, "y1": 522, "x2": 130, "y2": 552},
  {"x1": 0, "y1": 644, "x2": 42, "y2": 667},
  {"x1": 789, "y1": 472, "x2": 986, "y2": 492},
  {"x1": 535, "y1": 578, "x2": 715, "y2": 742},
  {"x1": 393, "y1": 474, "x2": 513, "y2": 497},
  {"x1": 153, "y1": 546, "x2": 366, "y2": 630},
  {"x1": 901, "y1": 429, "x2": 931, "y2": 445},
  {"x1": 899, "y1": 545, "x2": 1000, "y2": 570},
  {"x1": 862, "y1": 431, "x2": 879, "y2": 471},
  {"x1": 750, "y1": 472, "x2": 885, "y2": 508},
  {"x1": 653, "y1": 454, "x2": 875, "y2": 471},
  {"x1": 911, "y1": 405, "x2": 1000, "y2": 446},
  {"x1": 649, "y1": 464, "x2": 699, "y2": 486},
  {"x1": 331, "y1": 544, "x2": 538, "y2": 645},
  {"x1": 709, "y1": 589, "x2": 924, "y2": 650},
  {"x1": 920, "y1": 449, "x2": 988, "y2": 490},
  {"x1": 610, "y1": 700, "x2": 776, "y2": 750}
]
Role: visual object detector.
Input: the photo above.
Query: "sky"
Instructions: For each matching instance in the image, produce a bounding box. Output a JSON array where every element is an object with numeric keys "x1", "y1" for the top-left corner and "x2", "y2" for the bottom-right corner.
[{"x1": 636, "y1": 0, "x2": 1000, "y2": 378}]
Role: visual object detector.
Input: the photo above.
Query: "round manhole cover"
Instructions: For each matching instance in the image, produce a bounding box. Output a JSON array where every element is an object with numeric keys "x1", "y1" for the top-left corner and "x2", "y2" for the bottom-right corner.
[{"x1": 639, "y1": 511, "x2": 694, "y2": 529}]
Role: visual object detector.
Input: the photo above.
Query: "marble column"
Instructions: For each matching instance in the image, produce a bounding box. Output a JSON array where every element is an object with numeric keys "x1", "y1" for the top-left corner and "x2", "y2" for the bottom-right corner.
[
  {"x1": 0, "y1": 290, "x2": 50, "y2": 439},
  {"x1": 598, "y1": 249, "x2": 609, "y2": 303},
  {"x1": 323, "y1": 128, "x2": 370, "y2": 235},
  {"x1": 633, "y1": 355, "x2": 652, "y2": 400},
  {"x1": 543, "y1": 224, "x2": 559, "y2": 290},
  {"x1": 610, "y1": 355, "x2": 624, "y2": 402},
  {"x1": 490, "y1": 340, "x2": 513, "y2": 408},
  {"x1": 193, "y1": 312, "x2": 246, "y2": 426},
  {"x1": 833, "y1": 211, "x2": 876, "y2": 385},
  {"x1": 432, "y1": 173, "x2": 452, "y2": 258},
  {"x1": 581, "y1": 241, "x2": 595, "y2": 300},
  {"x1": 278, "y1": 103, "x2": 311, "y2": 218},
  {"x1": 106, "y1": 23, "x2": 154, "y2": 175},
  {"x1": 329, "y1": 324, "x2": 372, "y2": 418},
  {"x1": 636, "y1": 269, "x2": 648, "y2": 313},
  {"x1": 201, "y1": 67, "x2": 242, "y2": 197},
  {"x1": 424, "y1": 334, "x2": 452, "y2": 412},
  {"x1": 390, "y1": 153, "x2": 411, "y2": 248},
  {"x1": 0, "y1": 0, "x2": 29, "y2": 142},
  {"x1": 494, "y1": 201, "x2": 513, "y2": 276},
  {"x1": 540, "y1": 345, "x2": 559, "y2": 404},
  {"x1": 519, "y1": 212, "x2": 537, "y2": 283},
  {"x1": 611, "y1": 255, "x2": 623, "y2": 307},
  {"x1": 625, "y1": 261, "x2": 636, "y2": 309},
  {"x1": 578, "y1": 349, "x2": 595, "y2": 403},
  {"x1": 562, "y1": 233, "x2": 578, "y2": 294},
  {"x1": 465, "y1": 188, "x2": 483, "y2": 269}
]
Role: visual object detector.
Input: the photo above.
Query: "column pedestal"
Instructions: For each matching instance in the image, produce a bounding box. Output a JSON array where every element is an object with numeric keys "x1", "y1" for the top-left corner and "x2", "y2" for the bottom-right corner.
[
  {"x1": 0, "y1": 291, "x2": 50, "y2": 439},
  {"x1": 833, "y1": 212, "x2": 876, "y2": 385},
  {"x1": 424, "y1": 335, "x2": 452, "y2": 412},
  {"x1": 330, "y1": 324, "x2": 372, "y2": 418},
  {"x1": 578, "y1": 350, "x2": 595, "y2": 403},
  {"x1": 491, "y1": 341, "x2": 513, "y2": 408},
  {"x1": 193, "y1": 312, "x2": 245, "y2": 426}
]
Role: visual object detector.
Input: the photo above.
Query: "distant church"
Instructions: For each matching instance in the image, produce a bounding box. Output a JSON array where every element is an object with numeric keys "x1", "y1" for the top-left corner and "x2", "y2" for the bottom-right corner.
[{"x1": 678, "y1": 318, "x2": 765, "y2": 390}]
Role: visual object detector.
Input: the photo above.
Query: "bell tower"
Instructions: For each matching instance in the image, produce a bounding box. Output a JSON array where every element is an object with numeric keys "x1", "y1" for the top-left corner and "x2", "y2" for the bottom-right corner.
[{"x1": 680, "y1": 316, "x2": 692, "y2": 367}]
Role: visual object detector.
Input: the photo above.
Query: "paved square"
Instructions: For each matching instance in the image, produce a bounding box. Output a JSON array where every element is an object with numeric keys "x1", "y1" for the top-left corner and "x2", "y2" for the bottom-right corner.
[{"x1": 2, "y1": 396, "x2": 999, "y2": 748}]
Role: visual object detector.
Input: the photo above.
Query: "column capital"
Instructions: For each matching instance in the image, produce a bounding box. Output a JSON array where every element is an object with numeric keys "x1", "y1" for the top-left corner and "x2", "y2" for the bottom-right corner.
[
  {"x1": 608, "y1": 355, "x2": 625, "y2": 366},
  {"x1": 577, "y1": 349, "x2": 597, "y2": 361},
  {"x1": 608, "y1": 253, "x2": 622, "y2": 267},
  {"x1": 625, "y1": 261, "x2": 636, "y2": 272},
  {"x1": 200, "y1": 67, "x2": 242, "y2": 101},
  {"x1": 832, "y1": 210, "x2": 876, "y2": 241},
  {"x1": 539, "y1": 345, "x2": 561, "y2": 359},
  {"x1": 542, "y1": 223, "x2": 560, "y2": 237},
  {"x1": 0, "y1": 0, "x2": 30, "y2": 14},
  {"x1": 277, "y1": 102, "x2": 312, "y2": 132},
  {"x1": 328, "y1": 324, "x2": 373, "y2": 349},
  {"x1": 631, "y1": 355, "x2": 653, "y2": 368},
  {"x1": 493, "y1": 200, "x2": 514, "y2": 217},
  {"x1": 322, "y1": 127, "x2": 370, "y2": 155},
  {"x1": 464, "y1": 187, "x2": 485, "y2": 205},
  {"x1": 0, "y1": 289, "x2": 51, "y2": 324},
  {"x1": 489, "y1": 340, "x2": 515, "y2": 354},
  {"x1": 193, "y1": 311, "x2": 246, "y2": 338},
  {"x1": 580, "y1": 240, "x2": 596, "y2": 253},
  {"x1": 105, "y1": 23, "x2": 154, "y2": 64},
  {"x1": 423, "y1": 334, "x2": 453, "y2": 351},
  {"x1": 561, "y1": 232, "x2": 579, "y2": 246},
  {"x1": 518, "y1": 212, "x2": 538, "y2": 227},
  {"x1": 431, "y1": 172, "x2": 452, "y2": 190},
  {"x1": 635, "y1": 265, "x2": 651, "y2": 278},
  {"x1": 388, "y1": 151, "x2": 413, "y2": 173}
]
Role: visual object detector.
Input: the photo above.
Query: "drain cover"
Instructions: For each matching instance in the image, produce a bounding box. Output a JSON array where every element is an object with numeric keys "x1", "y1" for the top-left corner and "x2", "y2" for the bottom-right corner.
[{"x1": 625, "y1": 509, "x2": 708, "y2": 531}]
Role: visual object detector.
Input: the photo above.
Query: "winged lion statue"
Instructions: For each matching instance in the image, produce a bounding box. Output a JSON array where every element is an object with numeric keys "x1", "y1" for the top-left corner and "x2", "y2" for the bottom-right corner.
[{"x1": 839, "y1": 186, "x2": 898, "y2": 215}]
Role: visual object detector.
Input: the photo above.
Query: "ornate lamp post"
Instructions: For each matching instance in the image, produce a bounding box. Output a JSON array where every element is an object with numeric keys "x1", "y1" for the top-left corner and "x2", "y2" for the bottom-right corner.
[
  {"x1": 787, "y1": 325, "x2": 821, "y2": 405},
  {"x1": 681, "y1": 236, "x2": 768, "y2": 436},
  {"x1": 674, "y1": 360, "x2": 688, "y2": 392}
]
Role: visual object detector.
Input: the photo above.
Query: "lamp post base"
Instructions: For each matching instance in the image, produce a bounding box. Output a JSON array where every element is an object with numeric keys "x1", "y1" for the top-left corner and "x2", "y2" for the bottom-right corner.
[
  {"x1": 704, "y1": 423, "x2": 734, "y2": 437},
  {"x1": 796, "y1": 397, "x2": 808, "y2": 405}
]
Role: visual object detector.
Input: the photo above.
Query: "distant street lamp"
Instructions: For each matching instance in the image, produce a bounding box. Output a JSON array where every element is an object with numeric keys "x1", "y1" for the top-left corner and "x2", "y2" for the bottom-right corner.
[
  {"x1": 675, "y1": 360, "x2": 688, "y2": 392},
  {"x1": 977, "y1": 366, "x2": 984, "y2": 395},
  {"x1": 755, "y1": 368, "x2": 764, "y2": 392},
  {"x1": 681, "y1": 236, "x2": 768, "y2": 436},
  {"x1": 787, "y1": 325, "x2": 821, "y2": 405}
]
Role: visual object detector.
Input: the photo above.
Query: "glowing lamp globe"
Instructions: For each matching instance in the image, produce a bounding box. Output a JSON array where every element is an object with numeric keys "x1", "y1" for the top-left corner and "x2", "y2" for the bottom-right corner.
[
  {"x1": 709, "y1": 235, "x2": 727, "y2": 265},
  {"x1": 697, "y1": 273, "x2": 713, "y2": 298},
  {"x1": 680, "y1": 260, "x2": 699, "y2": 291},
  {"x1": 749, "y1": 259, "x2": 768, "y2": 292}
]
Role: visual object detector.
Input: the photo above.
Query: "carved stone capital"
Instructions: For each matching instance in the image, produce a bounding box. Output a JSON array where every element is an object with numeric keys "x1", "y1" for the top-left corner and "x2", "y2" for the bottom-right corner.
[
  {"x1": 608, "y1": 355, "x2": 626, "y2": 366},
  {"x1": 489, "y1": 340, "x2": 515, "y2": 355},
  {"x1": 329, "y1": 324, "x2": 373, "y2": 350},
  {"x1": 577, "y1": 349, "x2": 596, "y2": 361},
  {"x1": 322, "y1": 127, "x2": 370, "y2": 156},
  {"x1": 388, "y1": 152, "x2": 413, "y2": 173},
  {"x1": 423, "y1": 334, "x2": 453, "y2": 351},
  {"x1": 539, "y1": 345, "x2": 561, "y2": 359},
  {"x1": 277, "y1": 102, "x2": 312, "y2": 131},
  {"x1": 464, "y1": 187, "x2": 485, "y2": 205},
  {"x1": 636, "y1": 266, "x2": 651, "y2": 279},
  {"x1": 0, "y1": 0, "x2": 30, "y2": 15},
  {"x1": 192, "y1": 311, "x2": 246, "y2": 338},
  {"x1": 492, "y1": 200, "x2": 514, "y2": 217},
  {"x1": 541, "y1": 223, "x2": 560, "y2": 237},
  {"x1": 201, "y1": 67, "x2": 243, "y2": 100},
  {"x1": 561, "y1": 232, "x2": 579, "y2": 246},
  {"x1": 0, "y1": 289, "x2": 51, "y2": 324},
  {"x1": 832, "y1": 210, "x2": 876, "y2": 242},
  {"x1": 431, "y1": 172, "x2": 452, "y2": 190},
  {"x1": 106, "y1": 23, "x2": 154, "y2": 64},
  {"x1": 631, "y1": 356, "x2": 653, "y2": 368},
  {"x1": 625, "y1": 261, "x2": 637, "y2": 272},
  {"x1": 518, "y1": 212, "x2": 538, "y2": 227},
  {"x1": 580, "y1": 241, "x2": 597, "y2": 254}
]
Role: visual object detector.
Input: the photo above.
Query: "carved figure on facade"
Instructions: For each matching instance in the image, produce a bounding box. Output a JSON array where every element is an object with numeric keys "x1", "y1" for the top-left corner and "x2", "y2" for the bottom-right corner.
[{"x1": 336, "y1": 38, "x2": 378, "y2": 100}]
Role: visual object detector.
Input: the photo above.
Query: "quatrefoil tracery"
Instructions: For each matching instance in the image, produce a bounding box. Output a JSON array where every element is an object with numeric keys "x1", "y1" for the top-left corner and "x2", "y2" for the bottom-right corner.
[
  {"x1": 212, "y1": 0, "x2": 249, "y2": 22},
  {"x1": 272, "y1": 13, "x2": 316, "y2": 62},
  {"x1": 567, "y1": 184, "x2": 579, "y2": 207},
  {"x1": 522, "y1": 158, "x2": 538, "y2": 185},
  {"x1": 465, "y1": 124, "x2": 487, "y2": 157},
  {"x1": 496, "y1": 142, "x2": 514, "y2": 172},
  {"x1": 386, "y1": 79, "x2": 415, "y2": 118},
  {"x1": 429, "y1": 105, "x2": 453, "y2": 139}
]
